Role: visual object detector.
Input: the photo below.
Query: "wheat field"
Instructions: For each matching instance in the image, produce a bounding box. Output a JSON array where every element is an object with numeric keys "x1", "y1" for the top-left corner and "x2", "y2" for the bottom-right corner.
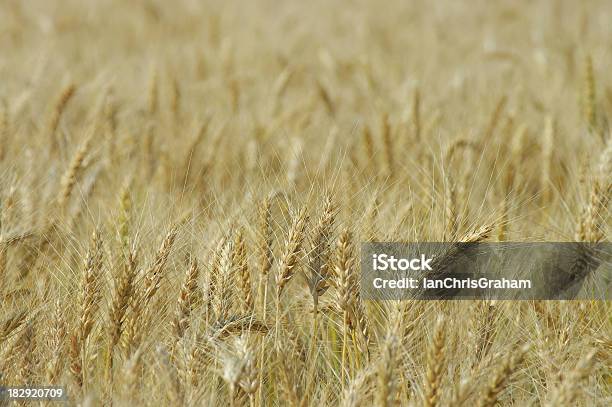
[{"x1": 0, "y1": 0, "x2": 610, "y2": 405}]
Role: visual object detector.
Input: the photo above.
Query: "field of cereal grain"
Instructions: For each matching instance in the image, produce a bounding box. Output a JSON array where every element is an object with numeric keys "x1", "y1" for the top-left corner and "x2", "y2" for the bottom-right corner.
[{"x1": 0, "y1": 1, "x2": 610, "y2": 405}]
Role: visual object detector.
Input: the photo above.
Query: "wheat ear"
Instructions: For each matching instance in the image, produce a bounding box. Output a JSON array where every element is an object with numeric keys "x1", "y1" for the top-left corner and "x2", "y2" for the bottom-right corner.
[
  {"x1": 545, "y1": 349, "x2": 596, "y2": 406},
  {"x1": 106, "y1": 249, "x2": 138, "y2": 384},
  {"x1": 582, "y1": 55, "x2": 597, "y2": 134},
  {"x1": 48, "y1": 83, "x2": 77, "y2": 151},
  {"x1": 79, "y1": 229, "x2": 103, "y2": 345},
  {"x1": 413, "y1": 87, "x2": 421, "y2": 141},
  {"x1": 141, "y1": 227, "x2": 178, "y2": 305},
  {"x1": 376, "y1": 333, "x2": 398, "y2": 407},
  {"x1": 172, "y1": 259, "x2": 200, "y2": 340},
  {"x1": 381, "y1": 113, "x2": 394, "y2": 177},
  {"x1": 424, "y1": 316, "x2": 446, "y2": 407},
  {"x1": 307, "y1": 195, "x2": 335, "y2": 309},
  {"x1": 275, "y1": 206, "x2": 308, "y2": 346},
  {"x1": 478, "y1": 344, "x2": 529, "y2": 407},
  {"x1": 233, "y1": 228, "x2": 254, "y2": 313},
  {"x1": 70, "y1": 230, "x2": 103, "y2": 389},
  {"x1": 0, "y1": 310, "x2": 27, "y2": 343},
  {"x1": 257, "y1": 197, "x2": 274, "y2": 316},
  {"x1": 275, "y1": 206, "x2": 308, "y2": 298},
  {"x1": 57, "y1": 129, "x2": 93, "y2": 208}
]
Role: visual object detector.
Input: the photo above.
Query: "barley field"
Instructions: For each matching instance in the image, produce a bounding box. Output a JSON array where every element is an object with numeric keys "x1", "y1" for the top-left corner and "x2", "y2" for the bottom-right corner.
[{"x1": 0, "y1": 0, "x2": 610, "y2": 405}]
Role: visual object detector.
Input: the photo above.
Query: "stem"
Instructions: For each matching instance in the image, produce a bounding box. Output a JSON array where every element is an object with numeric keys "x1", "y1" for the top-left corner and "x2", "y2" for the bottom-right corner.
[
  {"x1": 274, "y1": 294, "x2": 280, "y2": 349},
  {"x1": 81, "y1": 340, "x2": 87, "y2": 392},
  {"x1": 262, "y1": 283, "x2": 268, "y2": 322},
  {"x1": 301, "y1": 298, "x2": 320, "y2": 406},
  {"x1": 351, "y1": 329, "x2": 360, "y2": 370},
  {"x1": 341, "y1": 310, "x2": 348, "y2": 392},
  {"x1": 257, "y1": 343, "x2": 265, "y2": 407},
  {"x1": 309, "y1": 296, "x2": 319, "y2": 359},
  {"x1": 257, "y1": 282, "x2": 268, "y2": 407},
  {"x1": 105, "y1": 341, "x2": 114, "y2": 391},
  {"x1": 229, "y1": 387, "x2": 236, "y2": 407}
]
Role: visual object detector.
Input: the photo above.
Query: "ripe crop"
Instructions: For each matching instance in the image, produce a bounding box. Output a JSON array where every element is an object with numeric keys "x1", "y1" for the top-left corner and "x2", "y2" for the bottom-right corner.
[{"x1": 0, "y1": 1, "x2": 610, "y2": 405}]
